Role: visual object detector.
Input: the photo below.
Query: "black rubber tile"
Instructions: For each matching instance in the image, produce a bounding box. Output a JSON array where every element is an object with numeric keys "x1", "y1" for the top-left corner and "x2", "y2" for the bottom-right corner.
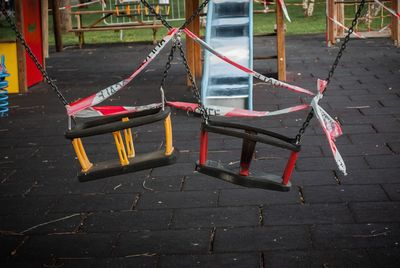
[
  {"x1": 53, "y1": 258, "x2": 117, "y2": 268},
  {"x1": 320, "y1": 143, "x2": 392, "y2": 157},
  {"x1": 213, "y1": 226, "x2": 311, "y2": 252},
  {"x1": 0, "y1": 196, "x2": 58, "y2": 216},
  {"x1": 350, "y1": 202, "x2": 400, "y2": 223},
  {"x1": 263, "y1": 249, "x2": 374, "y2": 268},
  {"x1": 0, "y1": 213, "x2": 82, "y2": 235},
  {"x1": 296, "y1": 156, "x2": 369, "y2": 172},
  {"x1": 349, "y1": 133, "x2": 400, "y2": 145},
  {"x1": 218, "y1": 188, "x2": 300, "y2": 206},
  {"x1": 150, "y1": 163, "x2": 196, "y2": 177},
  {"x1": 85, "y1": 210, "x2": 172, "y2": 233},
  {"x1": 339, "y1": 168, "x2": 400, "y2": 185},
  {"x1": 140, "y1": 175, "x2": 183, "y2": 192},
  {"x1": 137, "y1": 190, "x2": 218, "y2": 210},
  {"x1": 52, "y1": 193, "x2": 136, "y2": 213},
  {"x1": 365, "y1": 155, "x2": 400, "y2": 169},
  {"x1": 171, "y1": 206, "x2": 259, "y2": 229},
  {"x1": 183, "y1": 173, "x2": 242, "y2": 191},
  {"x1": 381, "y1": 184, "x2": 400, "y2": 201},
  {"x1": 302, "y1": 185, "x2": 389, "y2": 203},
  {"x1": 114, "y1": 229, "x2": 210, "y2": 256},
  {"x1": 311, "y1": 223, "x2": 400, "y2": 249},
  {"x1": 14, "y1": 233, "x2": 117, "y2": 260},
  {"x1": 263, "y1": 203, "x2": 354, "y2": 225},
  {"x1": 0, "y1": 235, "x2": 27, "y2": 259},
  {"x1": 291, "y1": 170, "x2": 337, "y2": 186},
  {"x1": 368, "y1": 248, "x2": 400, "y2": 268},
  {"x1": 158, "y1": 253, "x2": 259, "y2": 268}
]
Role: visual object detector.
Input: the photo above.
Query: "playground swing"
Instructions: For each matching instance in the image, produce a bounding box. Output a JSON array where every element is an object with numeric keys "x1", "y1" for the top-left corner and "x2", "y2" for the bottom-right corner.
[
  {"x1": 0, "y1": 7, "x2": 180, "y2": 182},
  {"x1": 143, "y1": 0, "x2": 366, "y2": 191},
  {"x1": 2, "y1": 0, "x2": 366, "y2": 190}
]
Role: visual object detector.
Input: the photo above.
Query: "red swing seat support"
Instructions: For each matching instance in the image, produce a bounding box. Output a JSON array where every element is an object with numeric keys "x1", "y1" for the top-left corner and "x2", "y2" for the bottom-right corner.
[{"x1": 197, "y1": 120, "x2": 300, "y2": 192}]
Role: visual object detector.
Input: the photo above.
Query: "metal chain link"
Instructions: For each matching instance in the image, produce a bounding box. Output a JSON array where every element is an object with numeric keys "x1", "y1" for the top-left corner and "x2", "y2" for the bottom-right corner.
[
  {"x1": 176, "y1": 38, "x2": 209, "y2": 122},
  {"x1": 295, "y1": 0, "x2": 366, "y2": 144},
  {"x1": 139, "y1": 0, "x2": 172, "y2": 29},
  {"x1": 0, "y1": 6, "x2": 69, "y2": 107},
  {"x1": 159, "y1": 40, "x2": 177, "y2": 99},
  {"x1": 180, "y1": 0, "x2": 210, "y2": 30}
]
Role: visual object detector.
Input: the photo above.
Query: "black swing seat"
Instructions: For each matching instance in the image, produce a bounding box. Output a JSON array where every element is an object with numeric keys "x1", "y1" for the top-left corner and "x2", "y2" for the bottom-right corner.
[
  {"x1": 196, "y1": 120, "x2": 300, "y2": 192},
  {"x1": 65, "y1": 106, "x2": 179, "y2": 182},
  {"x1": 196, "y1": 160, "x2": 291, "y2": 192}
]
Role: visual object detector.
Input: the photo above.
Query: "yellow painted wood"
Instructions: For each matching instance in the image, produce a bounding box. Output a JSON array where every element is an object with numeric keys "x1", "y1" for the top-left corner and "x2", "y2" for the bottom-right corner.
[
  {"x1": 122, "y1": 118, "x2": 135, "y2": 158},
  {"x1": 72, "y1": 138, "x2": 93, "y2": 172},
  {"x1": 113, "y1": 131, "x2": 129, "y2": 166},
  {"x1": 164, "y1": 114, "x2": 174, "y2": 156},
  {"x1": 0, "y1": 42, "x2": 20, "y2": 94}
]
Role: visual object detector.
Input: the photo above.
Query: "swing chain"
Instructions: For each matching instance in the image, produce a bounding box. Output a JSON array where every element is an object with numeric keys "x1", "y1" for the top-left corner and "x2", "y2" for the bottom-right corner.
[
  {"x1": 139, "y1": 0, "x2": 172, "y2": 29},
  {"x1": 160, "y1": 40, "x2": 177, "y2": 98},
  {"x1": 0, "y1": 6, "x2": 69, "y2": 107},
  {"x1": 176, "y1": 38, "x2": 209, "y2": 122},
  {"x1": 294, "y1": 0, "x2": 366, "y2": 145},
  {"x1": 180, "y1": 0, "x2": 210, "y2": 30},
  {"x1": 325, "y1": 0, "x2": 366, "y2": 87}
]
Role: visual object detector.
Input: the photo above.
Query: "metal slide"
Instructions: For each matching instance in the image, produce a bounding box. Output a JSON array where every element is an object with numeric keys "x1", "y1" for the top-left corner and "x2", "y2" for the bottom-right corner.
[{"x1": 201, "y1": 0, "x2": 253, "y2": 110}]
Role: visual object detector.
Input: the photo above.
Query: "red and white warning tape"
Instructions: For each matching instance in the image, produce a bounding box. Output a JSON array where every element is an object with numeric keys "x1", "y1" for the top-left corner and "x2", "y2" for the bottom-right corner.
[
  {"x1": 374, "y1": 0, "x2": 400, "y2": 19},
  {"x1": 277, "y1": 0, "x2": 291, "y2": 22},
  {"x1": 328, "y1": 16, "x2": 365, "y2": 39},
  {"x1": 311, "y1": 79, "x2": 346, "y2": 175},
  {"x1": 183, "y1": 28, "x2": 314, "y2": 96},
  {"x1": 167, "y1": 101, "x2": 309, "y2": 117},
  {"x1": 59, "y1": 0, "x2": 105, "y2": 10},
  {"x1": 66, "y1": 28, "x2": 179, "y2": 116},
  {"x1": 74, "y1": 103, "x2": 163, "y2": 118}
]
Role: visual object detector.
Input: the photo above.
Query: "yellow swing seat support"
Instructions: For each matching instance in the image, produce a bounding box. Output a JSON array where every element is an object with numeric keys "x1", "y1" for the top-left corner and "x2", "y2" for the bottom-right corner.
[{"x1": 66, "y1": 107, "x2": 179, "y2": 182}]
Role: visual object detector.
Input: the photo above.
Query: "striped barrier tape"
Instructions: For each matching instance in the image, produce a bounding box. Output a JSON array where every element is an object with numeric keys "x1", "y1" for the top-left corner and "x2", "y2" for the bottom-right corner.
[
  {"x1": 311, "y1": 79, "x2": 346, "y2": 175},
  {"x1": 166, "y1": 101, "x2": 309, "y2": 117},
  {"x1": 374, "y1": 0, "x2": 400, "y2": 19},
  {"x1": 183, "y1": 28, "x2": 314, "y2": 96},
  {"x1": 66, "y1": 28, "x2": 179, "y2": 116},
  {"x1": 74, "y1": 103, "x2": 163, "y2": 118},
  {"x1": 59, "y1": 0, "x2": 105, "y2": 10},
  {"x1": 328, "y1": 16, "x2": 366, "y2": 39},
  {"x1": 277, "y1": 0, "x2": 291, "y2": 22}
]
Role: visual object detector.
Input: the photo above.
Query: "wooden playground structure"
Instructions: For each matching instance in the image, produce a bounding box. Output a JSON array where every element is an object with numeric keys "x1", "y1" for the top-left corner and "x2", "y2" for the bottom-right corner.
[
  {"x1": 66, "y1": 0, "x2": 287, "y2": 81},
  {"x1": 69, "y1": 0, "x2": 171, "y2": 47},
  {"x1": 326, "y1": 0, "x2": 399, "y2": 47}
]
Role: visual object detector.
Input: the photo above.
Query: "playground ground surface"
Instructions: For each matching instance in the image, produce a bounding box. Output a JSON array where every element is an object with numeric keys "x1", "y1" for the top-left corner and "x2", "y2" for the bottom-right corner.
[{"x1": 0, "y1": 34, "x2": 399, "y2": 267}]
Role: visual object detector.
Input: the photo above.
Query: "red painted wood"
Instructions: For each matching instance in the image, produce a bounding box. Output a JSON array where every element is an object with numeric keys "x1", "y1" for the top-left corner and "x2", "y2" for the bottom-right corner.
[
  {"x1": 22, "y1": 0, "x2": 43, "y2": 87},
  {"x1": 282, "y1": 151, "x2": 298, "y2": 185},
  {"x1": 199, "y1": 130, "x2": 208, "y2": 165}
]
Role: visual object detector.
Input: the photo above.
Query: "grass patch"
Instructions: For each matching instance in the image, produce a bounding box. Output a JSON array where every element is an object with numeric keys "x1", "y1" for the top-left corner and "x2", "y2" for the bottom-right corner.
[{"x1": 0, "y1": 0, "x2": 391, "y2": 45}]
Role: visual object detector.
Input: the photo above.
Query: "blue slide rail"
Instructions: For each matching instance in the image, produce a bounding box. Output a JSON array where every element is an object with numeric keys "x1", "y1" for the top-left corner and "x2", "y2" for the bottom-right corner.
[{"x1": 201, "y1": 0, "x2": 253, "y2": 110}]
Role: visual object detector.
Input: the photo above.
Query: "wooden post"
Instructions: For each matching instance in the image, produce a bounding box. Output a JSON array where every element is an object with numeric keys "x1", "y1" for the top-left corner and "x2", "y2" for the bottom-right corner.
[
  {"x1": 392, "y1": 0, "x2": 399, "y2": 47},
  {"x1": 336, "y1": 1, "x2": 344, "y2": 38},
  {"x1": 185, "y1": 0, "x2": 200, "y2": 85},
  {"x1": 52, "y1": 0, "x2": 63, "y2": 52},
  {"x1": 193, "y1": 1, "x2": 202, "y2": 79},
  {"x1": 41, "y1": 0, "x2": 49, "y2": 59},
  {"x1": 14, "y1": 0, "x2": 27, "y2": 93},
  {"x1": 276, "y1": 1, "x2": 286, "y2": 81},
  {"x1": 327, "y1": 0, "x2": 336, "y2": 46},
  {"x1": 60, "y1": 0, "x2": 72, "y2": 33}
]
